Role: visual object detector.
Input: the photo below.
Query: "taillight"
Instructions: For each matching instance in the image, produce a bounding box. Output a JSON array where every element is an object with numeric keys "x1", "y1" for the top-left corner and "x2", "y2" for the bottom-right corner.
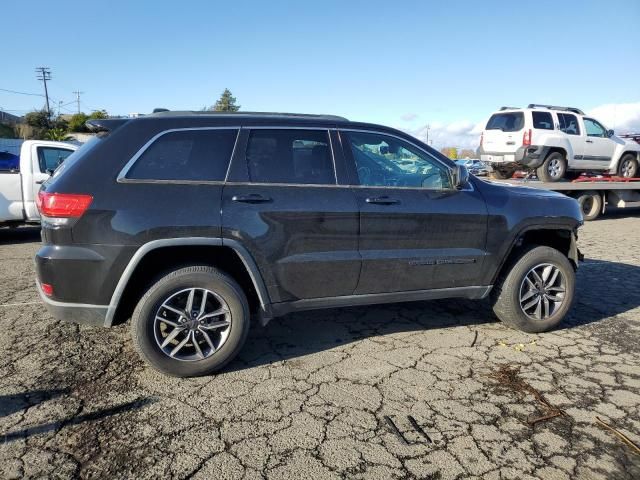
[
  {"x1": 41, "y1": 283, "x2": 54, "y2": 296},
  {"x1": 523, "y1": 129, "x2": 532, "y2": 146},
  {"x1": 37, "y1": 192, "x2": 93, "y2": 218}
]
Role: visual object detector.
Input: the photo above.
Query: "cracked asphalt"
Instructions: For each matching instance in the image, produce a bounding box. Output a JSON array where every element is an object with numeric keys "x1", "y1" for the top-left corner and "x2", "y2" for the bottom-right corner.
[{"x1": 1, "y1": 213, "x2": 639, "y2": 479}]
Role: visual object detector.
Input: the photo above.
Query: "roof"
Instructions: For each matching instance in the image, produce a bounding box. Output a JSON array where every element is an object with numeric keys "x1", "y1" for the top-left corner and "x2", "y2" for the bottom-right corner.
[
  {"x1": 498, "y1": 105, "x2": 584, "y2": 115},
  {"x1": 149, "y1": 111, "x2": 349, "y2": 122}
]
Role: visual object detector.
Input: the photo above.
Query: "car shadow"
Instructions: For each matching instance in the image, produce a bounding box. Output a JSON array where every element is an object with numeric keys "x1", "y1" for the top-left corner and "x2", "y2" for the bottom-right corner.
[
  {"x1": 0, "y1": 388, "x2": 70, "y2": 418},
  {"x1": 0, "y1": 396, "x2": 156, "y2": 443},
  {"x1": 0, "y1": 225, "x2": 41, "y2": 245},
  {"x1": 228, "y1": 258, "x2": 640, "y2": 371}
]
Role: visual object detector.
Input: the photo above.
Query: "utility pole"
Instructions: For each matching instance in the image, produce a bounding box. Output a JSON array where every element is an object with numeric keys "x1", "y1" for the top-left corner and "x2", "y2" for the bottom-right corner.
[
  {"x1": 35, "y1": 67, "x2": 52, "y2": 118},
  {"x1": 72, "y1": 91, "x2": 84, "y2": 114},
  {"x1": 58, "y1": 100, "x2": 63, "y2": 119},
  {"x1": 425, "y1": 124, "x2": 430, "y2": 145}
]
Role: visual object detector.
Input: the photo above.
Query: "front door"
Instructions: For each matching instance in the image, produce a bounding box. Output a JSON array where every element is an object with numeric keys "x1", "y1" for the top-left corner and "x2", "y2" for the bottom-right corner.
[
  {"x1": 340, "y1": 130, "x2": 489, "y2": 294},
  {"x1": 222, "y1": 128, "x2": 361, "y2": 303},
  {"x1": 580, "y1": 117, "x2": 615, "y2": 171}
]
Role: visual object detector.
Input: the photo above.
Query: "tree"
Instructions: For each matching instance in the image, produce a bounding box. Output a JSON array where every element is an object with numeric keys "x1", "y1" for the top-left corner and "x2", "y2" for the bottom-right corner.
[
  {"x1": 211, "y1": 89, "x2": 240, "y2": 112},
  {"x1": 68, "y1": 113, "x2": 89, "y2": 132},
  {"x1": 439, "y1": 147, "x2": 459, "y2": 160},
  {"x1": 44, "y1": 128, "x2": 72, "y2": 141},
  {"x1": 459, "y1": 149, "x2": 476, "y2": 159},
  {"x1": 25, "y1": 110, "x2": 50, "y2": 129},
  {"x1": 88, "y1": 110, "x2": 108, "y2": 120}
]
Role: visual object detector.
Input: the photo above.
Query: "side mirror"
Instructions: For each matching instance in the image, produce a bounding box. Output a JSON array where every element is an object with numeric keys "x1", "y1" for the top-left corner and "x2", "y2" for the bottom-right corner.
[
  {"x1": 607, "y1": 129, "x2": 615, "y2": 138},
  {"x1": 46, "y1": 168, "x2": 55, "y2": 176},
  {"x1": 452, "y1": 164, "x2": 469, "y2": 189}
]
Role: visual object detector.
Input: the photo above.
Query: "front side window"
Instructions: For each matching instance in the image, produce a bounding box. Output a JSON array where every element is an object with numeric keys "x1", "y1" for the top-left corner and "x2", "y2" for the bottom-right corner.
[
  {"x1": 344, "y1": 131, "x2": 451, "y2": 189},
  {"x1": 37, "y1": 147, "x2": 74, "y2": 173},
  {"x1": 126, "y1": 129, "x2": 237, "y2": 181},
  {"x1": 532, "y1": 111, "x2": 554, "y2": 130},
  {"x1": 246, "y1": 129, "x2": 335, "y2": 184},
  {"x1": 558, "y1": 114, "x2": 580, "y2": 135},
  {"x1": 583, "y1": 118, "x2": 607, "y2": 138},
  {"x1": 485, "y1": 112, "x2": 524, "y2": 132}
]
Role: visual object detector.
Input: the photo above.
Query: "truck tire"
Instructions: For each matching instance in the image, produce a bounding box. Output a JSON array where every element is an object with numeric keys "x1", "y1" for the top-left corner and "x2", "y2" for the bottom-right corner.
[
  {"x1": 536, "y1": 152, "x2": 567, "y2": 182},
  {"x1": 491, "y1": 246, "x2": 575, "y2": 333},
  {"x1": 489, "y1": 167, "x2": 516, "y2": 180},
  {"x1": 575, "y1": 191, "x2": 602, "y2": 221},
  {"x1": 617, "y1": 153, "x2": 638, "y2": 178},
  {"x1": 131, "y1": 265, "x2": 250, "y2": 377}
]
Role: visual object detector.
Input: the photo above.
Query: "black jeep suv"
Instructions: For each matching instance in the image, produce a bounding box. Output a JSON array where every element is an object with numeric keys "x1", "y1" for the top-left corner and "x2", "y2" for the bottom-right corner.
[{"x1": 35, "y1": 112, "x2": 583, "y2": 377}]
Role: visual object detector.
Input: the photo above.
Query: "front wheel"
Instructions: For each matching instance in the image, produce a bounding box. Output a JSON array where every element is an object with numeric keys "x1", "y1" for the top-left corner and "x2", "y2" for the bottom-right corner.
[
  {"x1": 131, "y1": 266, "x2": 250, "y2": 377},
  {"x1": 491, "y1": 246, "x2": 575, "y2": 333},
  {"x1": 617, "y1": 153, "x2": 638, "y2": 178},
  {"x1": 536, "y1": 152, "x2": 567, "y2": 182}
]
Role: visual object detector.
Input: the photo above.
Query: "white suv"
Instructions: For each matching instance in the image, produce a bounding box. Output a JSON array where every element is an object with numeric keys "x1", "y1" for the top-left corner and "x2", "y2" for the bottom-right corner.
[{"x1": 479, "y1": 104, "x2": 640, "y2": 182}]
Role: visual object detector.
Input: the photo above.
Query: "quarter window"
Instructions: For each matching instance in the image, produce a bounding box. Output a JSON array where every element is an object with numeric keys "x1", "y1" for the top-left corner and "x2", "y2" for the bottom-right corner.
[
  {"x1": 246, "y1": 129, "x2": 335, "y2": 184},
  {"x1": 558, "y1": 114, "x2": 580, "y2": 135},
  {"x1": 37, "y1": 147, "x2": 74, "y2": 173},
  {"x1": 126, "y1": 129, "x2": 238, "y2": 181},
  {"x1": 583, "y1": 118, "x2": 607, "y2": 138},
  {"x1": 344, "y1": 131, "x2": 451, "y2": 189},
  {"x1": 532, "y1": 112, "x2": 554, "y2": 130}
]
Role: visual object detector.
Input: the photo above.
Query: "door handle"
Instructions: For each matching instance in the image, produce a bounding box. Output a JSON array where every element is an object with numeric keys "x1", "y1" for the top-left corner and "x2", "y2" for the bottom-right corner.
[
  {"x1": 35, "y1": 180, "x2": 45, "y2": 184},
  {"x1": 586, "y1": 139, "x2": 593, "y2": 143},
  {"x1": 231, "y1": 193, "x2": 272, "y2": 203},
  {"x1": 365, "y1": 196, "x2": 400, "y2": 205}
]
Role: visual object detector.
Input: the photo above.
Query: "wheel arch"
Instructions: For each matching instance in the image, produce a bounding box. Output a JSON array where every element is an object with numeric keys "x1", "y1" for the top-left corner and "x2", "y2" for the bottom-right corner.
[{"x1": 104, "y1": 238, "x2": 272, "y2": 327}]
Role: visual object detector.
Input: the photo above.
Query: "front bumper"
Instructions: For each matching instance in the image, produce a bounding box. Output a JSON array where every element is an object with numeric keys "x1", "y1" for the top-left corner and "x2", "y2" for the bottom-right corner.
[{"x1": 37, "y1": 281, "x2": 108, "y2": 326}]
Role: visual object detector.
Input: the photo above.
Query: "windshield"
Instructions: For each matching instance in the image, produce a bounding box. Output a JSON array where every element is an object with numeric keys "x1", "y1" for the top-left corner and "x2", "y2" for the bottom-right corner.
[{"x1": 486, "y1": 112, "x2": 524, "y2": 132}]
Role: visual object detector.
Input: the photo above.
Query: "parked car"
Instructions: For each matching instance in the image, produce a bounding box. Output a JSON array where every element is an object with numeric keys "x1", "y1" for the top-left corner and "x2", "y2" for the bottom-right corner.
[
  {"x1": 455, "y1": 159, "x2": 488, "y2": 176},
  {"x1": 36, "y1": 112, "x2": 583, "y2": 377},
  {"x1": 479, "y1": 104, "x2": 640, "y2": 182},
  {"x1": 0, "y1": 140, "x2": 76, "y2": 225}
]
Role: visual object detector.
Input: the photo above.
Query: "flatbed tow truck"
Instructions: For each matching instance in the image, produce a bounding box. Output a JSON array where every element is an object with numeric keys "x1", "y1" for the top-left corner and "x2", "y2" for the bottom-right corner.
[{"x1": 493, "y1": 174, "x2": 640, "y2": 221}]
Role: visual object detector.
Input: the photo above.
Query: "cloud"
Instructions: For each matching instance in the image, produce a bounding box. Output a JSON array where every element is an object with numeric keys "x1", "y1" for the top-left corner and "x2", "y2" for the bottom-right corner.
[
  {"x1": 401, "y1": 113, "x2": 419, "y2": 122},
  {"x1": 405, "y1": 101, "x2": 640, "y2": 150},
  {"x1": 587, "y1": 102, "x2": 640, "y2": 133}
]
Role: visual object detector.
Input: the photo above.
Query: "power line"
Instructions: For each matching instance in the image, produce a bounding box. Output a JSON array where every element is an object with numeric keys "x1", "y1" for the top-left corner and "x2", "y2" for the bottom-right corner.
[
  {"x1": 35, "y1": 67, "x2": 52, "y2": 117},
  {"x1": 0, "y1": 87, "x2": 45, "y2": 97}
]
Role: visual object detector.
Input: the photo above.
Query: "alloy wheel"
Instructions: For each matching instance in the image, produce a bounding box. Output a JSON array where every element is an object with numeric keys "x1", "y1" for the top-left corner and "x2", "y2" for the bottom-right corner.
[
  {"x1": 519, "y1": 263, "x2": 566, "y2": 320},
  {"x1": 153, "y1": 288, "x2": 231, "y2": 361},
  {"x1": 621, "y1": 159, "x2": 634, "y2": 177},
  {"x1": 547, "y1": 159, "x2": 561, "y2": 179}
]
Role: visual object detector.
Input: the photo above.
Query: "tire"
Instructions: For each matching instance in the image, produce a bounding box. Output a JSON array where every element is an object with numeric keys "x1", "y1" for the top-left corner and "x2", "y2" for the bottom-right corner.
[
  {"x1": 575, "y1": 191, "x2": 602, "y2": 221},
  {"x1": 131, "y1": 265, "x2": 250, "y2": 377},
  {"x1": 489, "y1": 167, "x2": 516, "y2": 180},
  {"x1": 491, "y1": 246, "x2": 575, "y2": 333},
  {"x1": 536, "y1": 152, "x2": 567, "y2": 182},
  {"x1": 617, "y1": 153, "x2": 638, "y2": 178}
]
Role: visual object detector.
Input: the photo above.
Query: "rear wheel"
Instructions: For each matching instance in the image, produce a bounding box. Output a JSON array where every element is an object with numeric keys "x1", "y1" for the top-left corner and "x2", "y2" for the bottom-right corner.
[
  {"x1": 131, "y1": 265, "x2": 250, "y2": 377},
  {"x1": 491, "y1": 246, "x2": 575, "y2": 333},
  {"x1": 489, "y1": 166, "x2": 516, "y2": 180},
  {"x1": 537, "y1": 152, "x2": 567, "y2": 182},
  {"x1": 617, "y1": 153, "x2": 638, "y2": 178},
  {"x1": 575, "y1": 191, "x2": 602, "y2": 221}
]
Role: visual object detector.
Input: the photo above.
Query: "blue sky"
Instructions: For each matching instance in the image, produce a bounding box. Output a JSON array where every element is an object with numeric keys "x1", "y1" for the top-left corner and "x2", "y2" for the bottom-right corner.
[{"x1": 2, "y1": 0, "x2": 639, "y2": 148}]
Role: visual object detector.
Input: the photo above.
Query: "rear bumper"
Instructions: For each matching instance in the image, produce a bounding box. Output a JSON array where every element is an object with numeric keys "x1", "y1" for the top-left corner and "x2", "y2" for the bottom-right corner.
[
  {"x1": 480, "y1": 145, "x2": 548, "y2": 169},
  {"x1": 37, "y1": 280, "x2": 108, "y2": 326}
]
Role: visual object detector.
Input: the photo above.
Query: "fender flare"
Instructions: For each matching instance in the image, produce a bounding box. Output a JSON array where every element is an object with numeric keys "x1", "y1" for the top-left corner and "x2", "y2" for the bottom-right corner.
[{"x1": 103, "y1": 237, "x2": 272, "y2": 327}]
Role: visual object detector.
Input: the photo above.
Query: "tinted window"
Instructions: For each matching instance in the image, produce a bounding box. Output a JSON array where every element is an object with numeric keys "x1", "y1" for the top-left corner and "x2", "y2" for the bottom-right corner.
[
  {"x1": 486, "y1": 112, "x2": 524, "y2": 132},
  {"x1": 532, "y1": 111, "x2": 554, "y2": 130},
  {"x1": 345, "y1": 131, "x2": 451, "y2": 189},
  {"x1": 0, "y1": 151, "x2": 20, "y2": 172},
  {"x1": 583, "y1": 118, "x2": 607, "y2": 138},
  {"x1": 558, "y1": 114, "x2": 580, "y2": 135},
  {"x1": 126, "y1": 129, "x2": 237, "y2": 181},
  {"x1": 37, "y1": 147, "x2": 73, "y2": 173},
  {"x1": 246, "y1": 129, "x2": 334, "y2": 184}
]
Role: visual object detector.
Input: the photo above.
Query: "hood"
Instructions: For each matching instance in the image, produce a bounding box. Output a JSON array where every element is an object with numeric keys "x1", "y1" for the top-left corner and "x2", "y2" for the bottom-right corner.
[{"x1": 479, "y1": 179, "x2": 568, "y2": 199}]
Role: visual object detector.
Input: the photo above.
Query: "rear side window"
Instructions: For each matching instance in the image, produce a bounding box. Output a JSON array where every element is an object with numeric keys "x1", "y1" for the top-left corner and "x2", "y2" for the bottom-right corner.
[
  {"x1": 532, "y1": 111, "x2": 554, "y2": 130},
  {"x1": 0, "y1": 151, "x2": 20, "y2": 172},
  {"x1": 246, "y1": 129, "x2": 335, "y2": 185},
  {"x1": 37, "y1": 147, "x2": 74, "y2": 173},
  {"x1": 558, "y1": 114, "x2": 580, "y2": 135},
  {"x1": 485, "y1": 112, "x2": 524, "y2": 132},
  {"x1": 126, "y1": 129, "x2": 238, "y2": 181}
]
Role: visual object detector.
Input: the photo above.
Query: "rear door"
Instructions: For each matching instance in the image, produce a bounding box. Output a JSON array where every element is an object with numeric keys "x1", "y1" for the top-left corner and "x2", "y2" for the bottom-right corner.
[
  {"x1": 580, "y1": 117, "x2": 615, "y2": 170},
  {"x1": 222, "y1": 128, "x2": 360, "y2": 303},
  {"x1": 482, "y1": 111, "x2": 524, "y2": 161},
  {"x1": 556, "y1": 113, "x2": 585, "y2": 168},
  {"x1": 340, "y1": 129, "x2": 489, "y2": 294}
]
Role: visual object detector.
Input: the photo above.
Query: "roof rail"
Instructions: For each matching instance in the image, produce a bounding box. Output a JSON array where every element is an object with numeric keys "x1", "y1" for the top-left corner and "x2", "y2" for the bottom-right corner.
[
  {"x1": 150, "y1": 110, "x2": 349, "y2": 121},
  {"x1": 499, "y1": 106, "x2": 520, "y2": 111},
  {"x1": 527, "y1": 104, "x2": 584, "y2": 115}
]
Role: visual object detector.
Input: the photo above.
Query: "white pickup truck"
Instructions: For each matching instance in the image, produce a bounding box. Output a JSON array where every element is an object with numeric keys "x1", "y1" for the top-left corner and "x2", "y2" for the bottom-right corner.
[{"x1": 0, "y1": 140, "x2": 77, "y2": 225}]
